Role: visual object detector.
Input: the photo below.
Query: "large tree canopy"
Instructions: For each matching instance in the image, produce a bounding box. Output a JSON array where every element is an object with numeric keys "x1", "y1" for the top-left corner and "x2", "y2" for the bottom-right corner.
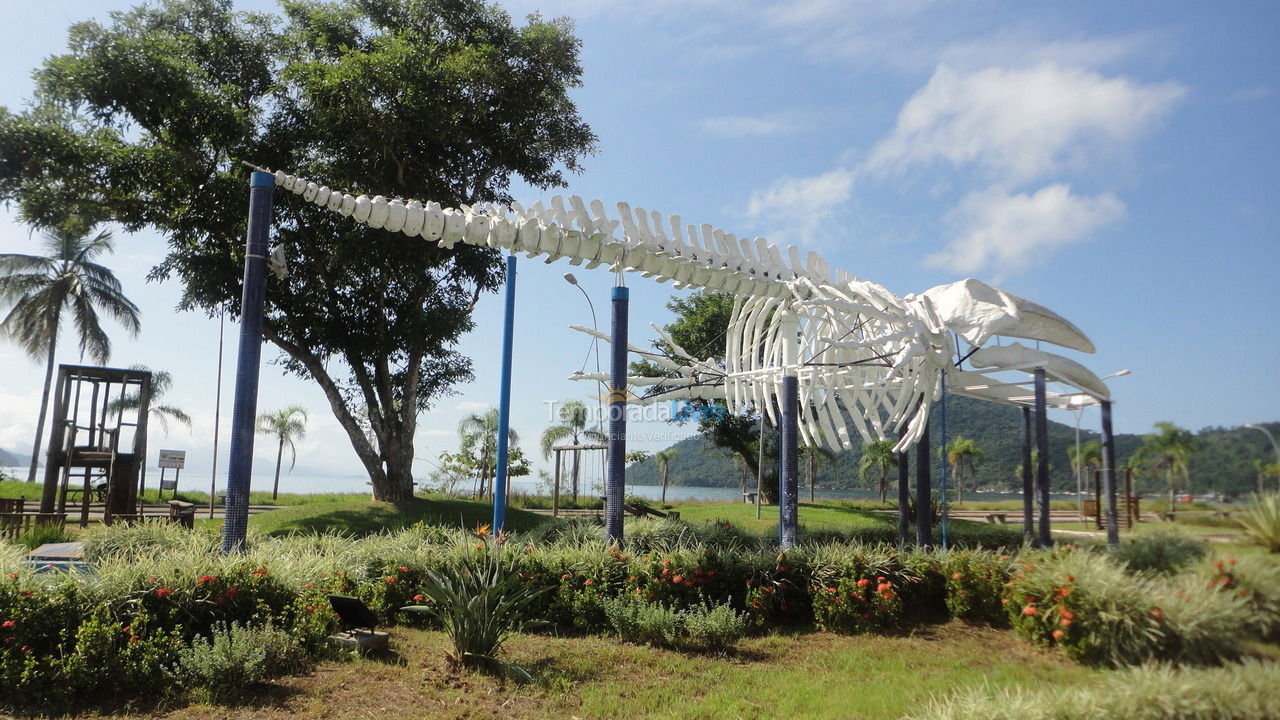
[{"x1": 0, "y1": 0, "x2": 596, "y2": 500}]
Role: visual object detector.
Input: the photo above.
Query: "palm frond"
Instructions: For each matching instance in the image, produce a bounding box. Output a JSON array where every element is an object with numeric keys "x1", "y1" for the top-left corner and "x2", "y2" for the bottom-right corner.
[{"x1": 71, "y1": 291, "x2": 111, "y2": 363}]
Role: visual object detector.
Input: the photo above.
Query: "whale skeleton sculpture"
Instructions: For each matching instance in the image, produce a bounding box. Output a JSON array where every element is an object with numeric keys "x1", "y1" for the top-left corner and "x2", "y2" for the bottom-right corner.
[{"x1": 258, "y1": 167, "x2": 1111, "y2": 453}]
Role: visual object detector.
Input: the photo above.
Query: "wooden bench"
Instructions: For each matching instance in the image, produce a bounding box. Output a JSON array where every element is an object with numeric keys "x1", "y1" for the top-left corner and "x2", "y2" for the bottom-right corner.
[{"x1": 0, "y1": 513, "x2": 67, "y2": 540}]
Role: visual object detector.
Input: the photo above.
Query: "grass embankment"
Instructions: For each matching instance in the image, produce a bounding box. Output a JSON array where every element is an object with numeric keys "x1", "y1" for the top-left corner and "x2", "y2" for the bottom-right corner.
[
  {"x1": 673, "y1": 499, "x2": 1007, "y2": 535},
  {"x1": 73, "y1": 624, "x2": 1099, "y2": 720},
  {"x1": 242, "y1": 496, "x2": 549, "y2": 537}
]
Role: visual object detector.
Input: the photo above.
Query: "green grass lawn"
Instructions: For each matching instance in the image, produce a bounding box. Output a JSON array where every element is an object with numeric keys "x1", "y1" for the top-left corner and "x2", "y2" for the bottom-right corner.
[
  {"x1": 238, "y1": 496, "x2": 550, "y2": 537},
  {"x1": 74, "y1": 623, "x2": 1102, "y2": 720},
  {"x1": 0, "y1": 477, "x2": 371, "y2": 507}
]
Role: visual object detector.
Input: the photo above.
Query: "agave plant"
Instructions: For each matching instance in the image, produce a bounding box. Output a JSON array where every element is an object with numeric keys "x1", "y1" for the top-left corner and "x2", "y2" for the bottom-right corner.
[
  {"x1": 1237, "y1": 492, "x2": 1280, "y2": 552},
  {"x1": 400, "y1": 545, "x2": 548, "y2": 680}
]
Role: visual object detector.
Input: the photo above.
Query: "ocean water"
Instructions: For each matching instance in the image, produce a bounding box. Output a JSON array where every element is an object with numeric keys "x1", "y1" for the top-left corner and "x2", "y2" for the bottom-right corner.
[{"x1": 5, "y1": 466, "x2": 1077, "y2": 504}]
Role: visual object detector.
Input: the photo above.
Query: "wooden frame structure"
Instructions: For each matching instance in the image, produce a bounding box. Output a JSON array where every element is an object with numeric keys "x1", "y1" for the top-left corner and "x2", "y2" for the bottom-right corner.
[
  {"x1": 550, "y1": 443, "x2": 607, "y2": 518},
  {"x1": 38, "y1": 365, "x2": 151, "y2": 526}
]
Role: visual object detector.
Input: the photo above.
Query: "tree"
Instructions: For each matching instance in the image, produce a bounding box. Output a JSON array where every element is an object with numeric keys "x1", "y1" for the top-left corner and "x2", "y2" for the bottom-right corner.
[
  {"x1": 803, "y1": 444, "x2": 836, "y2": 502},
  {"x1": 945, "y1": 436, "x2": 985, "y2": 506},
  {"x1": 1068, "y1": 439, "x2": 1103, "y2": 497},
  {"x1": 255, "y1": 405, "x2": 307, "y2": 500},
  {"x1": 859, "y1": 440, "x2": 898, "y2": 504},
  {"x1": 0, "y1": 226, "x2": 140, "y2": 483},
  {"x1": 459, "y1": 408, "x2": 521, "y2": 499},
  {"x1": 0, "y1": 0, "x2": 595, "y2": 501},
  {"x1": 106, "y1": 364, "x2": 192, "y2": 434},
  {"x1": 654, "y1": 449, "x2": 677, "y2": 504},
  {"x1": 541, "y1": 400, "x2": 605, "y2": 502},
  {"x1": 1254, "y1": 459, "x2": 1280, "y2": 494},
  {"x1": 1135, "y1": 421, "x2": 1196, "y2": 513},
  {"x1": 631, "y1": 291, "x2": 781, "y2": 501}
]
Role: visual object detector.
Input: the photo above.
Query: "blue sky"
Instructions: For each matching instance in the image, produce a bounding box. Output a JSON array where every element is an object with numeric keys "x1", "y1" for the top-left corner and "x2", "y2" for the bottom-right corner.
[{"x1": 0, "y1": 1, "x2": 1276, "y2": 492}]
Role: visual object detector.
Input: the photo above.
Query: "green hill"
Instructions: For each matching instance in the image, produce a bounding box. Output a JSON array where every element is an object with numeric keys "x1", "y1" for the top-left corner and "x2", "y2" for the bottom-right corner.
[{"x1": 625, "y1": 398, "x2": 1276, "y2": 499}]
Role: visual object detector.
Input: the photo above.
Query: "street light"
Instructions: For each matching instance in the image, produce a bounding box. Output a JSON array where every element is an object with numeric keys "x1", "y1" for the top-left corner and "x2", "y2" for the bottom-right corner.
[
  {"x1": 564, "y1": 273, "x2": 605, "y2": 495},
  {"x1": 1244, "y1": 423, "x2": 1280, "y2": 469},
  {"x1": 1068, "y1": 369, "x2": 1133, "y2": 521}
]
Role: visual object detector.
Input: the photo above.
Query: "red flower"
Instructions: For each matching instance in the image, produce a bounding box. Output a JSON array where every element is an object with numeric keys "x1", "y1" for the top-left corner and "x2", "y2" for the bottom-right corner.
[
  {"x1": 5, "y1": 573, "x2": 16, "y2": 579},
  {"x1": 226, "y1": 587, "x2": 238, "y2": 597},
  {"x1": 304, "y1": 582, "x2": 314, "y2": 589},
  {"x1": 385, "y1": 576, "x2": 396, "y2": 584},
  {"x1": 398, "y1": 566, "x2": 409, "y2": 573},
  {"x1": 561, "y1": 573, "x2": 571, "y2": 581},
  {"x1": 155, "y1": 588, "x2": 171, "y2": 598},
  {"x1": 306, "y1": 605, "x2": 315, "y2": 612},
  {"x1": 1023, "y1": 605, "x2": 1037, "y2": 615},
  {"x1": 413, "y1": 594, "x2": 425, "y2": 602},
  {"x1": 1, "y1": 620, "x2": 14, "y2": 629},
  {"x1": 1052, "y1": 630, "x2": 1065, "y2": 640},
  {"x1": 672, "y1": 576, "x2": 683, "y2": 584},
  {"x1": 1059, "y1": 618, "x2": 1071, "y2": 628},
  {"x1": 584, "y1": 579, "x2": 594, "y2": 586},
  {"x1": 20, "y1": 645, "x2": 29, "y2": 652},
  {"x1": 1151, "y1": 608, "x2": 1164, "y2": 620},
  {"x1": 253, "y1": 566, "x2": 270, "y2": 577},
  {"x1": 128, "y1": 636, "x2": 139, "y2": 644},
  {"x1": 951, "y1": 573, "x2": 962, "y2": 580},
  {"x1": 857, "y1": 579, "x2": 870, "y2": 588},
  {"x1": 198, "y1": 575, "x2": 217, "y2": 585}
]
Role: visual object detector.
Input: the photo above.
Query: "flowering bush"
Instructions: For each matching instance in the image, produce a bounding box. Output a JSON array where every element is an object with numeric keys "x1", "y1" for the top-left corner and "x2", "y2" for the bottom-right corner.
[
  {"x1": 1110, "y1": 531, "x2": 1209, "y2": 575},
  {"x1": 1200, "y1": 555, "x2": 1280, "y2": 640},
  {"x1": 942, "y1": 551, "x2": 1010, "y2": 626},
  {"x1": 811, "y1": 574, "x2": 904, "y2": 633},
  {"x1": 1005, "y1": 548, "x2": 1164, "y2": 667}
]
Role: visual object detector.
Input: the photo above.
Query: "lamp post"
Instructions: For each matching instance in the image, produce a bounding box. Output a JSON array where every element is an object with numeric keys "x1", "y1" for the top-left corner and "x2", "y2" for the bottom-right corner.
[
  {"x1": 1244, "y1": 424, "x2": 1280, "y2": 468},
  {"x1": 564, "y1": 273, "x2": 606, "y2": 497}
]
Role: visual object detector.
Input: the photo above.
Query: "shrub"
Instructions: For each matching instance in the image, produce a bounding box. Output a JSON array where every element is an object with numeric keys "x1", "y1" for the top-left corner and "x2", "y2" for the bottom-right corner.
[
  {"x1": 14, "y1": 522, "x2": 74, "y2": 550},
  {"x1": 1237, "y1": 493, "x2": 1280, "y2": 552},
  {"x1": 1005, "y1": 549, "x2": 1164, "y2": 667},
  {"x1": 941, "y1": 550, "x2": 1009, "y2": 625},
  {"x1": 909, "y1": 660, "x2": 1280, "y2": 720},
  {"x1": 1199, "y1": 556, "x2": 1280, "y2": 640},
  {"x1": 400, "y1": 545, "x2": 548, "y2": 677},
  {"x1": 1148, "y1": 572, "x2": 1250, "y2": 665},
  {"x1": 171, "y1": 623, "x2": 270, "y2": 704},
  {"x1": 601, "y1": 597, "x2": 747, "y2": 652},
  {"x1": 1110, "y1": 531, "x2": 1209, "y2": 575}
]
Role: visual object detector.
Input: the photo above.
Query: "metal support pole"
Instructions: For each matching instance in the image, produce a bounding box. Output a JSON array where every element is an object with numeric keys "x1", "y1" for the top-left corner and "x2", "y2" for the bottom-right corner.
[
  {"x1": 779, "y1": 375, "x2": 799, "y2": 549},
  {"x1": 221, "y1": 170, "x2": 274, "y2": 554},
  {"x1": 940, "y1": 374, "x2": 949, "y2": 550},
  {"x1": 915, "y1": 421, "x2": 932, "y2": 548},
  {"x1": 896, "y1": 430, "x2": 910, "y2": 548},
  {"x1": 1021, "y1": 406, "x2": 1034, "y2": 542},
  {"x1": 1101, "y1": 400, "x2": 1119, "y2": 546},
  {"x1": 210, "y1": 306, "x2": 225, "y2": 520},
  {"x1": 1034, "y1": 368, "x2": 1053, "y2": 548},
  {"x1": 604, "y1": 285, "x2": 628, "y2": 545},
  {"x1": 492, "y1": 255, "x2": 517, "y2": 533}
]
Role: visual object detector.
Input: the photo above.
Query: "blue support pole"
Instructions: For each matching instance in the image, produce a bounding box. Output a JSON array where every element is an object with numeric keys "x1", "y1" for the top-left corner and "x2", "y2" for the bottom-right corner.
[
  {"x1": 1034, "y1": 368, "x2": 1053, "y2": 548},
  {"x1": 1021, "y1": 407, "x2": 1035, "y2": 543},
  {"x1": 779, "y1": 375, "x2": 799, "y2": 549},
  {"x1": 915, "y1": 421, "x2": 932, "y2": 548},
  {"x1": 222, "y1": 170, "x2": 275, "y2": 554},
  {"x1": 940, "y1": 373, "x2": 949, "y2": 550},
  {"x1": 896, "y1": 430, "x2": 910, "y2": 549},
  {"x1": 492, "y1": 254, "x2": 517, "y2": 533},
  {"x1": 604, "y1": 285, "x2": 628, "y2": 545}
]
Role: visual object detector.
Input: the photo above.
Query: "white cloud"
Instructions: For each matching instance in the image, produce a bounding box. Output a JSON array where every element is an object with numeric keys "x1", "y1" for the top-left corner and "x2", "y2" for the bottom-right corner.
[
  {"x1": 867, "y1": 63, "x2": 1185, "y2": 182},
  {"x1": 926, "y1": 184, "x2": 1125, "y2": 278},
  {"x1": 699, "y1": 114, "x2": 797, "y2": 138},
  {"x1": 743, "y1": 168, "x2": 856, "y2": 245},
  {"x1": 455, "y1": 400, "x2": 490, "y2": 412}
]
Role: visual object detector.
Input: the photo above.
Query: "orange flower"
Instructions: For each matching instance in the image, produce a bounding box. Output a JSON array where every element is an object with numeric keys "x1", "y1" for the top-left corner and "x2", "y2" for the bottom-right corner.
[
  {"x1": 398, "y1": 566, "x2": 409, "y2": 573},
  {"x1": 857, "y1": 579, "x2": 870, "y2": 588},
  {"x1": 951, "y1": 573, "x2": 963, "y2": 580},
  {"x1": 1, "y1": 620, "x2": 15, "y2": 629},
  {"x1": 385, "y1": 576, "x2": 396, "y2": 584},
  {"x1": 155, "y1": 587, "x2": 171, "y2": 598},
  {"x1": 1023, "y1": 605, "x2": 1037, "y2": 616},
  {"x1": 413, "y1": 594, "x2": 424, "y2": 602},
  {"x1": 1052, "y1": 630, "x2": 1065, "y2": 640},
  {"x1": 1059, "y1": 618, "x2": 1071, "y2": 628},
  {"x1": 672, "y1": 576, "x2": 683, "y2": 584}
]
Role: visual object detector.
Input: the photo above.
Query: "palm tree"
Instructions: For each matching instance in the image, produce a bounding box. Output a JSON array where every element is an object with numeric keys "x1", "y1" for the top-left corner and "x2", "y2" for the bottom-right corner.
[
  {"x1": 0, "y1": 227, "x2": 140, "y2": 483},
  {"x1": 859, "y1": 439, "x2": 898, "y2": 504},
  {"x1": 945, "y1": 436, "x2": 985, "y2": 506},
  {"x1": 105, "y1": 365, "x2": 192, "y2": 433},
  {"x1": 255, "y1": 406, "x2": 307, "y2": 500},
  {"x1": 1254, "y1": 459, "x2": 1280, "y2": 495},
  {"x1": 1068, "y1": 439, "x2": 1104, "y2": 494},
  {"x1": 802, "y1": 444, "x2": 836, "y2": 502},
  {"x1": 655, "y1": 449, "x2": 677, "y2": 504},
  {"x1": 1135, "y1": 421, "x2": 1196, "y2": 513},
  {"x1": 459, "y1": 408, "x2": 519, "y2": 499},
  {"x1": 541, "y1": 400, "x2": 605, "y2": 502}
]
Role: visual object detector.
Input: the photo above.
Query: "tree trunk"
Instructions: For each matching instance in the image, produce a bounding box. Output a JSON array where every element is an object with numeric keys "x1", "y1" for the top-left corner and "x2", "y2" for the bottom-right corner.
[
  {"x1": 808, "y1": 453, "x2": 815, "y2": 502},
  {"x1": 272, "y1": 437, "x2": 284, "y2": 500},
  {"x1": 1168, "y1": 469, "x2": 1175, "y2": 514},
  {"x1": 661, "y1": 466, "x2": 668, "y2": 504},
  {"x1": 571, "y1": 448, "x2": 580, "y2": 502},
  {"x1": 27, "y1": 332, "x2": 58, "y2": 483}
]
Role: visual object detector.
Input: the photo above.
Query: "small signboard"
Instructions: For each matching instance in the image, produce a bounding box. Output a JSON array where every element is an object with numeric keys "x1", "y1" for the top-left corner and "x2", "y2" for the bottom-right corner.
[
  {"x1": 158, "y1": 450, "x2": 186, "y2": 470},
  {"x1": 160, "y1": 477, "x2": 178, "y2": 491}
]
